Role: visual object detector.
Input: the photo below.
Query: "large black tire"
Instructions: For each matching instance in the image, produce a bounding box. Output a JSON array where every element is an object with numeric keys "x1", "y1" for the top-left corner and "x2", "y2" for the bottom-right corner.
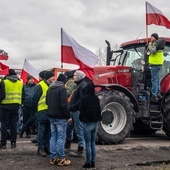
[
  {"x1": 96, "y1": 90, "x2": 134, "y2": 144},
  {"x1": 162, "y1": 94, "x2": 170, "y2": 136}
]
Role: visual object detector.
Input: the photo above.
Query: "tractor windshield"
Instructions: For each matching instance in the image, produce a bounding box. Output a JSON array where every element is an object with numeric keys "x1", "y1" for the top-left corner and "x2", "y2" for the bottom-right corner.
[
  {"x1": 120, "y1": 45, "x2": 170, "y2": 79},
  {"x1": 120, "y1": 46, "x2": 145, "y2": 71}
]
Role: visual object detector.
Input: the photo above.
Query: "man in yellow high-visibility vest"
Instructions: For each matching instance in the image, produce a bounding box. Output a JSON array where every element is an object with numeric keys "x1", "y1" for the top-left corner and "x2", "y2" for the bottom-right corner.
[
  {"x1": 0, "y1": 69, "x2": 24, "y2": 149},
  {"x1": 32, "y1": 70, "x2": 54, "y2": 157},
  {"x1": 148, "y1": 33, "x2": 165, "y2": 101}
]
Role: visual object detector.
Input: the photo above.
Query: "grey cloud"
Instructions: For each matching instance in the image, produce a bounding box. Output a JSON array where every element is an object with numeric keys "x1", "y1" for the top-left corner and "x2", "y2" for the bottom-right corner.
[{"x1": 0, "y1": 0, "x2": 169, "y2": 70}]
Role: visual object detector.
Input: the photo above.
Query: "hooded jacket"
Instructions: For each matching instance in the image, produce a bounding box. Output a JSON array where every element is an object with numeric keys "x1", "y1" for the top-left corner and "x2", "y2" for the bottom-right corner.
[
  {"x1": 46, "y1": 81, "x2": 70, "y2": 119},
  {"x1": 79, "y1": 82, "x2": 101, "y2": 122},
  {"x1": 69, "y1": 70, "x2": 87, "y2": 112}
]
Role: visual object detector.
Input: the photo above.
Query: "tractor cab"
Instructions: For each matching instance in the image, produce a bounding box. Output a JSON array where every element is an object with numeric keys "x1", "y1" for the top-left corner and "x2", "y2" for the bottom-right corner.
[{"x1": 115, "y1": 38, "x2": 170, "y2": 82}]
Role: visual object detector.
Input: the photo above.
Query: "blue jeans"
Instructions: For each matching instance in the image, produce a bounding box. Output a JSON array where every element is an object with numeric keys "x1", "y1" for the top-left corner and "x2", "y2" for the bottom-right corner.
[
  {"x1": 37, "y1": 110, "x2": 50, "y2": 148},
  {"x1": 49, "y1": 118, "x2": 67, "y2": 159},
  {"x1": 38, "y1": 122, "x2": 50, "y2": 148},
  {"x1": 151, "y1": 66, "x2": 161, "y2": 97},
  {"x1": 1, "y1": 109, "x2": 19, "y2": 145},
  {"x1": 17, "y1": 107, "x2": 22, "y2": 133},
  {"x1": 82, "y1": 122, "x2": 98, "y2": 163},
  {"x1": 73, "y1": 111, "x2": 84, "y2": 148}
]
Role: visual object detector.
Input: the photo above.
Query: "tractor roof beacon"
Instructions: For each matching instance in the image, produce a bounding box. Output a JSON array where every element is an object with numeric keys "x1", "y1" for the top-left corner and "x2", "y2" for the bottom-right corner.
[{"x1": 93, "y1": 37, "x2": 170, "y2": 144}]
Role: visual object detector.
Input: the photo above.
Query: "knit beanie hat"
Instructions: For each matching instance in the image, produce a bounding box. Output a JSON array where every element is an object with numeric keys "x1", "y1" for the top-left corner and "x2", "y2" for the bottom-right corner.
[
  {"x1": 8, "y1": 69, "x2": 16, "y2": 75},
  {"x1": 39, "y1": 70, "x2": 46, "y2": 79},
  {"x1": 27, "y1": 75, "x2": 34, "y2": 81},
  {"x1": 64, "y1": 70, "x2": 75, "y2": 79},
  {"x1": 151, "y1": 33, "x2": 159, "y2": 40},
  {"x1": 57, "y1": 73, "x2": 67, "y2": 84},
  {"x1": 44, "y1": 71, "x2": 54, "y2": 80}
]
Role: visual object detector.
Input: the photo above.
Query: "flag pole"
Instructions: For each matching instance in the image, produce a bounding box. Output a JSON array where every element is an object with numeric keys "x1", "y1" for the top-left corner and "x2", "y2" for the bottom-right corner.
[
  {"x1": 145, "y1": 2, "x2": 149, "y2": 43},
  {"x1": 23, "y1": 59, "x2": 26, "y2": 70},
  {"x1": 61, "y1": 28, "x2": 63, "y2": 69}
]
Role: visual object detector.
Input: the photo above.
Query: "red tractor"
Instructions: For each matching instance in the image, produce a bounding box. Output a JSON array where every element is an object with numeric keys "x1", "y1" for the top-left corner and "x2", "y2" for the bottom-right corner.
[{"x1": 93, "y1": 37, "x2": 170, "y2": 144}]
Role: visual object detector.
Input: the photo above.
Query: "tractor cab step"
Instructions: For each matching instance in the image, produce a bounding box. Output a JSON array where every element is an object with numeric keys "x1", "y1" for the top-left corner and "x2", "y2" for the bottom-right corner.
[
  {"x1": 150, "y1": 99, "x2": 161, "y2": 104},
  {"x1": 150, "y1": 110, "x2": 161, "y2": 113},
  {"x1": 149, "y1": 121, "x2": 163, "y2": 130},
  {"x1": 149, "y1": 111, "x2": 163, "y2": 130}
]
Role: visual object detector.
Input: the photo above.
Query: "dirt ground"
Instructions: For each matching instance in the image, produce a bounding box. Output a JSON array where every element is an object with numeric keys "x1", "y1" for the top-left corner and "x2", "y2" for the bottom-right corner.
[{"x1": 1, "y1": 132, "x2": 170, "y2": 170}]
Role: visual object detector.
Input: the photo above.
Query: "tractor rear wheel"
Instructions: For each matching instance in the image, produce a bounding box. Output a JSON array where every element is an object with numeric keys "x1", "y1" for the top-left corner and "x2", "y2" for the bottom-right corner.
[
  {"x1": 96, "y1": 90, "x2": 134, "y2": 144},
  {"x1": 163, "y1": 93, "x2": 170, "y2": 136}
]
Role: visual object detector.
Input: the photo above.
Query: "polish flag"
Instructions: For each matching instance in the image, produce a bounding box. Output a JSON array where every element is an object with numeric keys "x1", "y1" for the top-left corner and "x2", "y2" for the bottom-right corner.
[
  {"x1": 61, "y1": 28, "x2": 99, "y2": 79},
  {"x1": 146, "y1": 2, "x2": 170, "y2": 29},
  {"x1": 0, "y1": 49, "x2": 9, "y2": 60},
  {"x1": 0, "y1": 62, "x2": 9, "y2": 75},
  {"x1": 20, "y1": 59, "x2": 39, "y2": 84}
]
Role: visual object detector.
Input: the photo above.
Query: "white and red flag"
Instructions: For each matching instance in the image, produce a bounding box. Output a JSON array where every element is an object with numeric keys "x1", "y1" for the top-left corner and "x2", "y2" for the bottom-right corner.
[
  {"x1": 146, "y1": 2, "x2": 170, "y2": 29},
  {"x1": 20, "y1": 59, "x2": 39, "y2": 84},
  {"x1": 0, "y1": 62, "x2": 9, "y2": 75},
  {"x1": 61, "y1": 28, "x2": 99, "y2": 79},
  {"x1": 0, "y1": 49, "x2": 9, "y2": 60}
]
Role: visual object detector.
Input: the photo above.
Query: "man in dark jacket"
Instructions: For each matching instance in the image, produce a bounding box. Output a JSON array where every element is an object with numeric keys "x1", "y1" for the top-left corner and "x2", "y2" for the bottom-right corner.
[
  {"x1": 0, "y1": 69, "x2": 24, "y2": 149},
  {"x1": 46, "y1": 73, "x2": 71, "y2": 166},
  {"x1": 19, "y1": 75, "x2": 36, "y2": 138},
  {"x1": 32, "y1": 71, "x2": 54, "y2": 157},
  {"x1": 68, "y1": 70, "x2": 87, "y2": 157}
]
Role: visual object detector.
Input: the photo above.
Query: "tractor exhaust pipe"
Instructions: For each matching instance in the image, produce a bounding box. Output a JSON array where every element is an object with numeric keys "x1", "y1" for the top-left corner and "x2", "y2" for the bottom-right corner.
[{"x1": 105, "y1": 40, "x2": 113, "y2": 66}]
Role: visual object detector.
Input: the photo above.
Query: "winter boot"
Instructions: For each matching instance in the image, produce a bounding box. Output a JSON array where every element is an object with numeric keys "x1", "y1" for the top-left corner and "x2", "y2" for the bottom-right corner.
[
  {"x1": 37, "y1": 148, "x2": 47, "y2": 157},
  {"x1": 65, "y1": 140, "x2": 71, "y2": 149}
]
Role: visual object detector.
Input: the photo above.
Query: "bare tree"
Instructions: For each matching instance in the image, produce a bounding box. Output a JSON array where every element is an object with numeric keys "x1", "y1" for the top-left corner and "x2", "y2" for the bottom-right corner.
[
  {"x1": 96, "y1": 47, "x2": 106, "y2": 66},
  {"x1": 96, "y1": 43, "x2": 119, "y2": 66}
]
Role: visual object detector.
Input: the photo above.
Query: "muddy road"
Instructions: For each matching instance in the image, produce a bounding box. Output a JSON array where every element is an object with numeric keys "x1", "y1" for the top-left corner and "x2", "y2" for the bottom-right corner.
[{"x1": 0, "y1": 131, "x2": 170, "y2": 170}]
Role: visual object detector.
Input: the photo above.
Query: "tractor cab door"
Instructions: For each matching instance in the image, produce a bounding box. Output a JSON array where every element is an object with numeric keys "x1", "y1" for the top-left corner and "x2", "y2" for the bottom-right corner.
[{"x1": 118, "y1": 46, "x2": 145, "y2": 89}]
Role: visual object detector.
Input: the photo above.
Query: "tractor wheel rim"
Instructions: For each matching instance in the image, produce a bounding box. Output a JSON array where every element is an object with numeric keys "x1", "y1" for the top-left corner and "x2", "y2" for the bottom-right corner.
[{"x1": 101, "y1": 102, "x2": 127, "y2": 135}]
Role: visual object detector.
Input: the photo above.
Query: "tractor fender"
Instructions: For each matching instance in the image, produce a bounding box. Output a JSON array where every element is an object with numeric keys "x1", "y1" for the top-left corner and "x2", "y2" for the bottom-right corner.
[
  {"x1": 95, "y1": 84, "x2": 139, "y2": 112},
  {"x1": 161, "y1": 73, "x2": 170, "y2": 94}
]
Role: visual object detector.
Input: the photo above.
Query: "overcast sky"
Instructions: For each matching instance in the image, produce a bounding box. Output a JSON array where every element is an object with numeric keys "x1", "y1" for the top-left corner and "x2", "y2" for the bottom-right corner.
[{"x1": 0, "y1": 0, "x2": 170, "y2": 71}]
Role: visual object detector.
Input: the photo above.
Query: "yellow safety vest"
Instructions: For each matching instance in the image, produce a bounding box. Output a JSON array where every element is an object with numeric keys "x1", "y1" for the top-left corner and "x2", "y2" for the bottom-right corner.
[
  {"x1": 149, "y1": 51, "x2": 164, "y2": 65},
  {"x1": 38, "y1": 80, "x2": 48, "y2": 111},
  {"x1": 1, "y1": 79, "x2": 23, "y2": 104}
]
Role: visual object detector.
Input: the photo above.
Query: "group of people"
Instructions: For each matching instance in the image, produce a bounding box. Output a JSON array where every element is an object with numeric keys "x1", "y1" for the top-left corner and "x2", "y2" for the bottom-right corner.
[
  {"x1": 0, "y1": 68, "x2": 101, "y2": 169},
  {"x1": 0, "y1": 32, "x2": 164, "y2": 169}
]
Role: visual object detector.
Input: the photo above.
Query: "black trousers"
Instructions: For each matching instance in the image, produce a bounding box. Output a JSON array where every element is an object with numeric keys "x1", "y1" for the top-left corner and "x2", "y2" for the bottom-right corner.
[{"x1": 1, "y1": 109, "x2": 18, "y2": 145}]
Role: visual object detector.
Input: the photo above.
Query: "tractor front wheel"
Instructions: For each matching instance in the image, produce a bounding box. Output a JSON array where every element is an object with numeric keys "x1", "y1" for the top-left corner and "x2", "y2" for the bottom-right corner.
[{"x1": 97, "y1": 90, "x2": 134, "y2": 144}]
